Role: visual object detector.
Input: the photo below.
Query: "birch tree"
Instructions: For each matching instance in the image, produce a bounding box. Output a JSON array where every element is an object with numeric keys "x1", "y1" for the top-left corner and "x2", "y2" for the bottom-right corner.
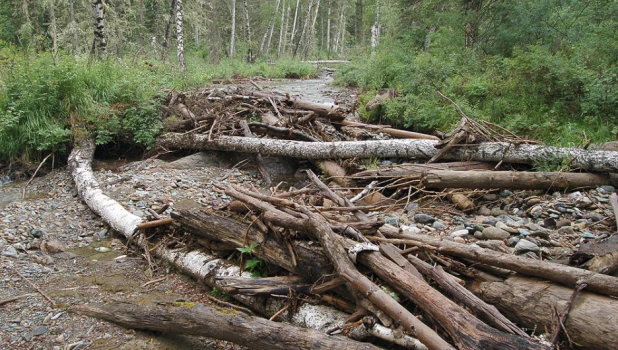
[
  {"x1": 243, "y1": 0, "x2": 253, "y2": 62},
  {"x1": 91, "y1": 0, "x2": 107, "y2": 58},
  {"x1": 175, "y1": 0, "x2": 186, "y2": 71},
  {"x1": 260, "y1": 0, "x2": 281, "y2": 56},
  {"x1": 230, "y1": 0, "x2": 236, "y2": 58},
  {"x1": 69, "y1": 0, "x2": 79, "y2": 53},
  {"x1": 162, "y1": 0, "x2": 177, "y2": 62}
]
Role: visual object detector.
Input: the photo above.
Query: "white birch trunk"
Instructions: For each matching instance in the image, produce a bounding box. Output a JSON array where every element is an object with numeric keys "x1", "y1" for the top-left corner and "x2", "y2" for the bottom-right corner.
[
  {"x1": 339, "y1": 4, "x2": 346, "y2": 54},
  {"x1": 175, "y1": 0, "x2": 186, "y2": 71},
  {"x1": 277, "y1": 0, "x2": 286, "y2": 57},
  {"x1": 69, "y1": 138, "x2": 142, "y2": 240},
  {"x1": 230, "y1": 0, "x2": 236, "y2": 58},
  {"x1": 294, "y1": 0, "x2": 313, "y2": 57},
  {"x1": 91, "y1": 0, "x2": 107, "y2": 57},
  {"x1": 302, "y1": 0, "x2": 321, "y2": 59},
  {"x1": 69, "y1": 0, "x2": 79, "y2": 53},
  {"x1": 326, "y1": 0, "x2": 331, "y2": 57},
  {"x1": 156, "y1": 133, "x2": 618, "y2": 172},
  {"x1": 289, "y1": 0, "x2": 300, "y2": 53},
  {"x1": 49, "y1": 0, "x2": 58, "y2": 61},
  {"x1": 243, "y1": 0, "x2": 253, "y2": 61}
]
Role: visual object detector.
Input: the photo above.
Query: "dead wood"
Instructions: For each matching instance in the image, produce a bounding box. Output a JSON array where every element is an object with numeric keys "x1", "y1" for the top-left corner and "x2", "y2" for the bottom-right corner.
[
  {"x1": 220, "y1": 185, "x2": 452, "y2": 350},
  {"x1": 216, "y1": 276, "x2": 313, "y2": 295},
  {"x1": 470, "y1": 276, "x2": 618, "y2": 350},
  {"x1": 248, "y1": 122, "x2": 320, "y2": 142},
  {"x1": 571, "y1": 234, "x2": 618, "y2": 275},
  {"x1": 339, "y1": 120, "x2": 440, "y2": 141},
  {"x1": 365, "y1": 89, "x2": 396, "y2": 111},
  {"x1": 171, "y1": 202, "x2": 332, "y2": 284},
  {"x1": 156, "y1": 133, "x2": 618, "y2": 172},
  {"x1": 353, "y1": 162, "x2": 495, "y2": 180},
  {"x1": 71, "y1": 302, "x2": 381, "y2": 350},
  {"x1": 405, "y1": 254, "x2": 527, "y2": 337},
  {"x1": 247, "y1": 90, "x2": 346, "y2": 120},
  {"x1": 239, "y1": 120, "x2": 272, "y2": 186},
  {"x1": 388, "y1": 232, "x2": 618, "y2": 297},
  {"x1": 357, "y1": 252, "x2": 544, "y2": 350}
]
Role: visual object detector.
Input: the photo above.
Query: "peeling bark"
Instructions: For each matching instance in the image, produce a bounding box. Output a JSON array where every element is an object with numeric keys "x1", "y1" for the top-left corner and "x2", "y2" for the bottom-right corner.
[{"x1": 156, "y1": 133, "x2": 618, "y2": 172}]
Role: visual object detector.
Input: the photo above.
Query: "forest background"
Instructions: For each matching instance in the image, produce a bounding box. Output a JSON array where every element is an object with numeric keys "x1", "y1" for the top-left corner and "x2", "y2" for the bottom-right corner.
[{"x1": 0, "y1": 0, "x2": 617, "y2": 169}]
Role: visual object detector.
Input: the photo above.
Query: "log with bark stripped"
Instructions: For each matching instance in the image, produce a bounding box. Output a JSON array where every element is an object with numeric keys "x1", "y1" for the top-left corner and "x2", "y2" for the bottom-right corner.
[{"x1": 71, "y1": 301, "x2": 381, "y2": 350}]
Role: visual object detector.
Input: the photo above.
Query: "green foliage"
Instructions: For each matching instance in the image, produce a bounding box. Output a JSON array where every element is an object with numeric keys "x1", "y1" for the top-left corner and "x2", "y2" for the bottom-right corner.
[
  {"x1": 0, "y1": 52, "x2": 166, "y2": 163},
  {"x1": 210, "y1": 287, "x2": 231, "y2": 301},
  {"x1": 237, "y1": 243, "x2": 267, "y2": 277}
]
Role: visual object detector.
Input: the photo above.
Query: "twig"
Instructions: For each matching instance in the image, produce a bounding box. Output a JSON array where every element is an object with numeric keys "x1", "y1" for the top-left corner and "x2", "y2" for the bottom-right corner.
[
  {"x1": 349, "y1": 181, "x2": 378, "y2": 203},
  {"x1": 141, "y1": 277, "x2": 167, "y2": 288},
  {"x1": 269, "y1": 304, "x2": 290, "y2": 321},
  {"x1": 0, "y1": 293, "x2": 37, "y2": 306},
  {"x1": 137, "y1": 218, "x2": 173, "y2": 230},
  {"x1": 249, "y1": 79, "x2": 263, "y2": 91},
  {"x1": 10, "y1": 266, "x2": 54, "y2": 306},
  {"x1": 22, "y1": 153, "x2": 53, "y2": 198},
  {"x1": 204, "y1": 293, "x2": 255, "y2": 315},
  {"x1": 550, "y1": 282, "x2": 587, "y2": 346}
]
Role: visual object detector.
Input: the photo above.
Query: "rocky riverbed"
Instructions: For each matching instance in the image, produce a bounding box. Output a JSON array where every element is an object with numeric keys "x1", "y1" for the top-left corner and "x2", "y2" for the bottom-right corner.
[{"x1": 2, "y1": 148, "x2": 617, "y2": 349}]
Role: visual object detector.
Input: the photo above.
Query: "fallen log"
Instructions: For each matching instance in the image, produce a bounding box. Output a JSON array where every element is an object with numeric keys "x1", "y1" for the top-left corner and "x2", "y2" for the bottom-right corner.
[
  {"x1": 388, "y1": 232, "x2": 618, "y2": 297},
  {"x1": 71, "y1": 302, "x2": 381, "y2": 350},
  {"x1": 353, "y1": 162, "x2": 495, "y2": 179},
  {"x1": 418, "y1": 170, "x2": 617, "y2": 190},
  {"x1": 339, "y1": 120, "x2": 440, "y2": 141},
  {"x1": 221, "y1": 185, "x2": 452, "y2": 350},
  {"x1": 470, "y1": 276, "x2": 618, "y2": 350},
  {"x1": 155, "y1": 134, "x2": 618, "y2": 172},
  {"x1": 68, "y1": 138, "x2": 142, "y2": 240},
  {"x1": 69, "y1": 136, "x2": 426, "y2": 348},
  {"x1": 247, "y1": 91, "x2": 346, "y2": 120}
]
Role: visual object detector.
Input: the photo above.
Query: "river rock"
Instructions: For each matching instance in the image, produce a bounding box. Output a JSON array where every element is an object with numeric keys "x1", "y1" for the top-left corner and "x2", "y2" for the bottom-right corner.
[
  {"x1": 413, "y1": 214, "x2": 435, "y2": 224},
  {"x1": 514, "y1": 239, "x2": 540, "y2": 255},
  {"x1": 451, "y1": 229, "x2": 470, "y2": 238},
  {"x1": 529, "y1": 205, "x2": 543, "y2": 218},
  {"x1": 481, "y1": 226, "x2": 510, "y2": 240}
]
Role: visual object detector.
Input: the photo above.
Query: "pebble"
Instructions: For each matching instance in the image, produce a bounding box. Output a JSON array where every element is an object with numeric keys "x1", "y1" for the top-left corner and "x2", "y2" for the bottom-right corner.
[
  {"x1": 432, "y1": 221, "x2": 446, "y2": 230},
  {"x1": 481, "y1": 227, "x2": 510, "y2": 240},
  {"x1": 2, "y1": 245, "x2": 19, "y2": 258},
  {"x1": 514, "y1": 239, "x2": 540, "y2": 255},
  {"x1": 413, "y1": 214, "x2": 435, "y2": 224},
  {"x1": 450, "y1": 229, "x2": 470, "y2": 238},
  {"x1": 529, "y1": 205, "x2": 543, "y2": 218}
]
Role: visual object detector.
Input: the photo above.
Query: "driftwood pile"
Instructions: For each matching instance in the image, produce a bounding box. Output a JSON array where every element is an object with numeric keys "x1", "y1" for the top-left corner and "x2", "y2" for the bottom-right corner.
[{"x1": 69, "y1": 84, "x2": 618, "y2": 350}]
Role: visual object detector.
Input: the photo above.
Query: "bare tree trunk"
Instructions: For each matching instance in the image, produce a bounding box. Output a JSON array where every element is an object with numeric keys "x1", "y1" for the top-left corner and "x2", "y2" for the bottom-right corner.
[
  {"x1": 289, "y1": 0, "x2": 300, "y2": 54},
  {"x1": 294, "y1": 0, "x2": 313, "y2": 57},
  {"x1": 91, "y1": 0, "x2": 107, "y2": 58},
  {"x1": 49, "y1": 0, "x2": 58, "y2": 61},
  {"x1": 69, "y1": 0, "x2": 79, "y2": 53},
  {"x1": 326, "y1": 0, "x2": 331, "y2": 57},
  {"x1": 338, "y1": 3, "x2": 346, "y2": 54},
  {"x1": 230, "y1": 0, "x2": 236, "y2": 58},
  {"x1": 162, "y1": 0, "x2": 177, "y2": 62},
  {"x1": 302, "y1": 0, "x2": 321, "y2": 59},
  {"x1": 71, "y1": 302, "x2": 381, "y2": 350},
  {"x1": 243, "y1": 0, "x2": 253, "y2": 62},
  {"x1": 277, "y1": 0, "x2": 286, "y2": 57},
  {"x1": 175, "y1": 0, "x2": 186, "y2": 71},
  {"x1": 281, "y1": 2, "x2": 292, "y2": 56},
  {"x1": 260, "y1": 0, "x2": 281, "y2": 55}
]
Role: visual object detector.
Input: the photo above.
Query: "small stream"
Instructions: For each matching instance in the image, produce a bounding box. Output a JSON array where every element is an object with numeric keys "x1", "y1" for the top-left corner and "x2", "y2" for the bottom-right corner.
[{"x1": 260, "y1": 76, "x2": 341, "y2": 104}]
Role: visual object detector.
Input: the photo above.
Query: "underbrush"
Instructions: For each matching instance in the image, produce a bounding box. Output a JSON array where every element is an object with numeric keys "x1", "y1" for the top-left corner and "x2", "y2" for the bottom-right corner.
[
  {"x1": 0, "y1": 47, "x2": 319, "y2": 166},
  {"x1": 335, "y1": 44, "x2": 618, "y2": 146}
]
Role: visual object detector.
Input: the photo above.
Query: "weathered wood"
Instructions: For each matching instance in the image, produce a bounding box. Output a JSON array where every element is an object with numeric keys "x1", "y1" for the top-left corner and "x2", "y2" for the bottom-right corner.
[
  {"x1": 419, "y1": 170, "x2": 617, "y2": 190},
  {"x1": 405, "y1": 254, "x2": 527, "y2": 337},
  {"x1": 71, "y1": 302, "x2": 381, "y2": 350},
  {"x1": 221, "y1": 185, "x2": 452, "y2": 350},
  {"x1": 389, "y1": 232, "x2": 618, "y2": 297},
  {"x1": 247, "y1": 90, "x2": 346, "y2": 120},
  {"x1": 68, "y1": 138, "x2": 142, "y2": 240},
  {"x1": 353, "y1": 161, "x2": 494, "y2": 180},
  {"x1": 216, "y1": 275, "x2": 313, "y2": 295},
  {"x1": 358, "y1": 252, "x2": 544, "y2": 350},
  {"x1": 172, "y1": 201, "x2": 331, "y2": 284},
  {"x1": 365, "y1": 89, "x2": 395, "y2": 111},
  {"x1": 156, "y1": 133, "x2": 618, "y2": 172},
  {"x1": 339, "y1": 120, "x2": 440, "y2": 141},
  {"x1": 470, "y1": 276, "x2": 618, "y2": 350}
]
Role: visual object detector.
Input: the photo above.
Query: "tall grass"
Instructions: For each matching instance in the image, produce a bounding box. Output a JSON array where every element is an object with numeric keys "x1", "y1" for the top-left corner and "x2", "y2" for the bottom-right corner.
[{"x1": 0, "y1": 47, "x2": 319, "y2": 165}]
